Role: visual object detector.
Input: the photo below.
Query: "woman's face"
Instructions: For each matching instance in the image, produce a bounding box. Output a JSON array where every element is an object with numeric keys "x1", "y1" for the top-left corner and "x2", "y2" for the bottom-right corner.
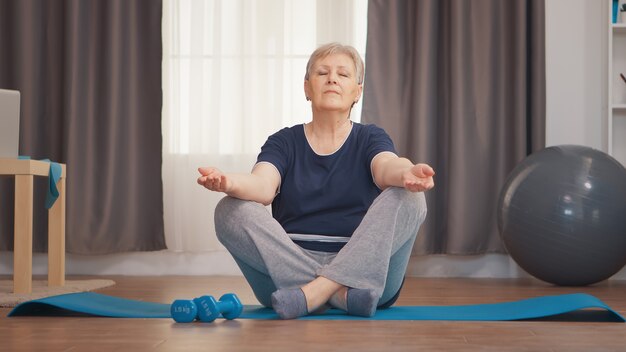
[{"x1": 305, "y1": 53, "x2": 362, "y2": 113}]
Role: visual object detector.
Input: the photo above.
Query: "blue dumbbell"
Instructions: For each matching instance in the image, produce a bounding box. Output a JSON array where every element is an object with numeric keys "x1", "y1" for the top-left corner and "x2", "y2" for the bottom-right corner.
[
  {"x1": 171, "y1": 299, "x2": 198, "y2": 323},
  {"x1": 195, "y1": 293, "x2": 243, "y2": 322}
]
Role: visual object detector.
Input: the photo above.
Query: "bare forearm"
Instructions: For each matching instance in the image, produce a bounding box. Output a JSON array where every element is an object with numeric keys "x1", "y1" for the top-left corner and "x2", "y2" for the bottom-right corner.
[
  {"x1": 377, "y1": 157, "x2": 415, "y2": 189},
  {"x1": 224, "y1": 173, "x2": 276, "y2": 205},
  {"x1": 198, "y1": 164, "x2": 279, "y2": 205},
  {"x1": 374, "y1": 155, "x2": 435, "y2": 192}
]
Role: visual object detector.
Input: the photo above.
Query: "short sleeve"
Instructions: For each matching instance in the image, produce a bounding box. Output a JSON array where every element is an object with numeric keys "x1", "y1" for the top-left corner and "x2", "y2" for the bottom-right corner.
[
  {"x1": 364, "y1": 124, "x2": 397, "y2": 165},
  {"x1": 256, "y1": 127, "x2": 291, "y2": 180}
]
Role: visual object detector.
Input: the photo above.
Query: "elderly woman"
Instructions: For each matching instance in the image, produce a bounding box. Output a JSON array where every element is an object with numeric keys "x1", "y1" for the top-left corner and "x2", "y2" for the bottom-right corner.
[{"x1": 197, "y1": 42, "x2": 434, "y2": 319}]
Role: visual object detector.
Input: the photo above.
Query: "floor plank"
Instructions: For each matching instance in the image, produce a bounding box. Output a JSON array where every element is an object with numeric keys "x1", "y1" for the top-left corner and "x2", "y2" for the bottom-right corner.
[{"x1": 1, "y1": 276, "x2": 625, "y2": 351}]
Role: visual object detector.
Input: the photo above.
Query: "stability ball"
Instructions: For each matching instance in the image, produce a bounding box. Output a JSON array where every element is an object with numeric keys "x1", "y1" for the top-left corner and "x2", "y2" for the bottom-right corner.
[{"x1": 497, "y1": 145, "x2": 626, "y2": 286}]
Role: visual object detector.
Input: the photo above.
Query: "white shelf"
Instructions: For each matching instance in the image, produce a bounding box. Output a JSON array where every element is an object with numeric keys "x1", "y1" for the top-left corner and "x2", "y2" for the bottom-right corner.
[{"x1": 610, "y1": 1, "x2": 626, "y2": 161}]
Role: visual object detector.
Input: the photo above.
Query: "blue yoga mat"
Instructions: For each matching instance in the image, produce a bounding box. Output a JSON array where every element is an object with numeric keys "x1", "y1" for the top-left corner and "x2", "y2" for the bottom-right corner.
[{"x1": 8, "y1": 292, "x2": 624, "y2": 322}]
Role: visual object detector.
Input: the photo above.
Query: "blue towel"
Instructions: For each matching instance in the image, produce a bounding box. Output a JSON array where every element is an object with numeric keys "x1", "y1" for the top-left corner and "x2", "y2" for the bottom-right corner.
[
  {"x1": 44, "y1": 160, "x2": 62, "y2": 209},
  {"x1": 8, "y1": 292, "x2": 624, "y2": 322},
  {"x1": 17, "y1": 156, "x2": 62, "y2": 209}
]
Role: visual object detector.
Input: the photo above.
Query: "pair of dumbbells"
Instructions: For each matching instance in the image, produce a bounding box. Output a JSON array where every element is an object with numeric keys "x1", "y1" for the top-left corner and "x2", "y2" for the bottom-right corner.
[{"x1": 171, "y1": 293, "x2": 243, "y2": 323}]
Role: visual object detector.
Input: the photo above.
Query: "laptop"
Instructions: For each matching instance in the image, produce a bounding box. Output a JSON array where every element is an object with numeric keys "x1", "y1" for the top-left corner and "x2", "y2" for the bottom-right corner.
[{"x1": 0, "y1": 89, "x2": 20, "y2": 158}]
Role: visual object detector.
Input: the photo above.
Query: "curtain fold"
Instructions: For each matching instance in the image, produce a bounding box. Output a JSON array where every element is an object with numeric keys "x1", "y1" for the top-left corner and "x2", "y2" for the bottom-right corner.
[
  {"x1": 0, "y1": 0, "x2": 166, "y2": 254},
  {"x1": 362, "y1": 0, "x2": 545, "y2": 254}
]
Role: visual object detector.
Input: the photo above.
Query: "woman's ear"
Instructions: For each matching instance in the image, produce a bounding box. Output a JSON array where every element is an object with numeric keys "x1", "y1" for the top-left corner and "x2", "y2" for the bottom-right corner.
[
  {"x1": 304, "y1": 80, "x2": 311, "y2": 102},
  {"x1": 355, "y1": 84, "x2": 363, "y2": 103}
]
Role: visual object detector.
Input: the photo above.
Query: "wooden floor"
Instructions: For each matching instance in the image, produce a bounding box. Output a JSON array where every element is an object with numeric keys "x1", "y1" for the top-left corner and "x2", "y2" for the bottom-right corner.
[{"x1": 1, "y1": 276, "x2": 625, "y2": 351}]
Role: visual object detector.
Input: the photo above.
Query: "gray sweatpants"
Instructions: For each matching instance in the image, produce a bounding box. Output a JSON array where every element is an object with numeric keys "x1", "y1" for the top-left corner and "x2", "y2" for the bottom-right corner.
[{"x1": 214, "y1": 187, "x2": 427, "y2": 308}]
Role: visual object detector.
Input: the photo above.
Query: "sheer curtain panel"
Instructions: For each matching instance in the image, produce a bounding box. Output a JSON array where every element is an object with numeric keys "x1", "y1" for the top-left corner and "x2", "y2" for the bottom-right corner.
[{"x1": 162, "y1": 0, "x2": 368, "y2": 252}]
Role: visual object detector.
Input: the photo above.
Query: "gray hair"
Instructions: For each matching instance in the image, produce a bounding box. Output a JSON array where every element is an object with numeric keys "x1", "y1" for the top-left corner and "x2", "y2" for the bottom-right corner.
[{"x1": 304, "y1": 42, "x2": 364, "y2": 84}]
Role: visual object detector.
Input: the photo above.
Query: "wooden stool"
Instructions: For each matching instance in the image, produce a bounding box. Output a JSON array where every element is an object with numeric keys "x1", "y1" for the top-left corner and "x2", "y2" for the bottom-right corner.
[{"x1": 0, "y1": 159, "x2": 66, "y2": 294}]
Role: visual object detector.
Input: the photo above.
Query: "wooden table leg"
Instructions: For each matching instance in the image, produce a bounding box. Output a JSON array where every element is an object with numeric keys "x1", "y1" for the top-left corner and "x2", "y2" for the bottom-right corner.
[
  {"x1": 14, "y1": 174, "x2": 33, "y2": 294},
  {"x1": 48, "y1": 176, "x2": 66, "y2": 286}
]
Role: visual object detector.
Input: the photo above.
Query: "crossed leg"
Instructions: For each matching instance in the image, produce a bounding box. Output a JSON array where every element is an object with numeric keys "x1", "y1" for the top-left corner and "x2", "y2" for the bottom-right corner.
[{"x1": 214, "y1": 187, "x2": 427, "y2": 319}]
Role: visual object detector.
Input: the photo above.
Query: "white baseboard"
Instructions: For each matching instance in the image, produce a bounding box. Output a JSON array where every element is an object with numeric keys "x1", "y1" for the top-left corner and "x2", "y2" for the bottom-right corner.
[
  {"x1": 1, "y1": 250, "x2": 624, "y2": 280},
  {"x1": 0, "y1": 250, "x2": 242, "y2": 276}
]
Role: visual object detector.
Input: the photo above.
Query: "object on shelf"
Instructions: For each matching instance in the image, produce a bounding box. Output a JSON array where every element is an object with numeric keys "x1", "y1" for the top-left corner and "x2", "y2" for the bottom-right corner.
[
  {"x1": 621, "y1": 2, "x2": 626, "y2": 23},
  {"x1": 615, "y1": 0, "x2": 619, "y2": 23},
  {"x1": 621, "y1": 73, "x2": 626, "y2": 84}
]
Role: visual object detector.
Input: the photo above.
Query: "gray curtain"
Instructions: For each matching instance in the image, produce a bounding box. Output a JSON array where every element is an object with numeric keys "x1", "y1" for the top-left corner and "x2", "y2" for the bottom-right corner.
[
  {"x1": 362, "y1": 0, "x2": 545, "y2": 254},
  {"x1": 0, "y1": 0, "x2": 166, "y2": 254}
]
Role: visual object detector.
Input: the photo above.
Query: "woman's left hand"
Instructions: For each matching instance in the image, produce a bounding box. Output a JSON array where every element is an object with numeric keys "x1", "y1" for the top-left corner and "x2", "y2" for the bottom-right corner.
[{"x1": 402, "y1": 163, "x2": 435, "y2": 192}]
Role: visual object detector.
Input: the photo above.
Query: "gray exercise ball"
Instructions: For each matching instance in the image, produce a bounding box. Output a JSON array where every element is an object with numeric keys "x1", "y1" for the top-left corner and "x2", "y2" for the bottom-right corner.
[{"x1": 497, "y1": 145, "x2": 626, "y2": 286}]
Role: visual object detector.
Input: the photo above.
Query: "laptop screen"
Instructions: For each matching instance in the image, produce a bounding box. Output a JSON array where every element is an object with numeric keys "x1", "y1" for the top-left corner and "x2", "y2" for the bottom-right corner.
[{"x1": 0, "y1": 89, "x2": 20, "y2": 158}]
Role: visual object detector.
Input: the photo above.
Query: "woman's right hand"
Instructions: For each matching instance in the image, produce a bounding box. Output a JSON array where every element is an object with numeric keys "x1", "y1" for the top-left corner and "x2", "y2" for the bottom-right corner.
[{"x1": 197, "y1": 167, "x2": 232, "y2": 193}]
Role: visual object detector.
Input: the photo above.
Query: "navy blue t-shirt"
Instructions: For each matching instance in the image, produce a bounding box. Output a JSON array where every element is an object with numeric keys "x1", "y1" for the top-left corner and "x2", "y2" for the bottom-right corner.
[{"x1": 256, "y1": 122, "x2": 396, "y2": 252}]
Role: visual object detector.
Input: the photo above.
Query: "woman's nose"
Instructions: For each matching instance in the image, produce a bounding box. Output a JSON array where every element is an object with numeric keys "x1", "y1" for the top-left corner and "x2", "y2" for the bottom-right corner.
[{"x1": 327, "y1": 72, "x2": 338, "y2": 84}]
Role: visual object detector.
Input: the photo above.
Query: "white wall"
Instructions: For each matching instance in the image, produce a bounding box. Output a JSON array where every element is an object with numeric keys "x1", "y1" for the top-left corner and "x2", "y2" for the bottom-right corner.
[
  {"x1": 1, "y1": 0, "x2": 624, "y2": 280},
  {"x1": 545, "y1": 0, "x2": 607, "y2": 150}
]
